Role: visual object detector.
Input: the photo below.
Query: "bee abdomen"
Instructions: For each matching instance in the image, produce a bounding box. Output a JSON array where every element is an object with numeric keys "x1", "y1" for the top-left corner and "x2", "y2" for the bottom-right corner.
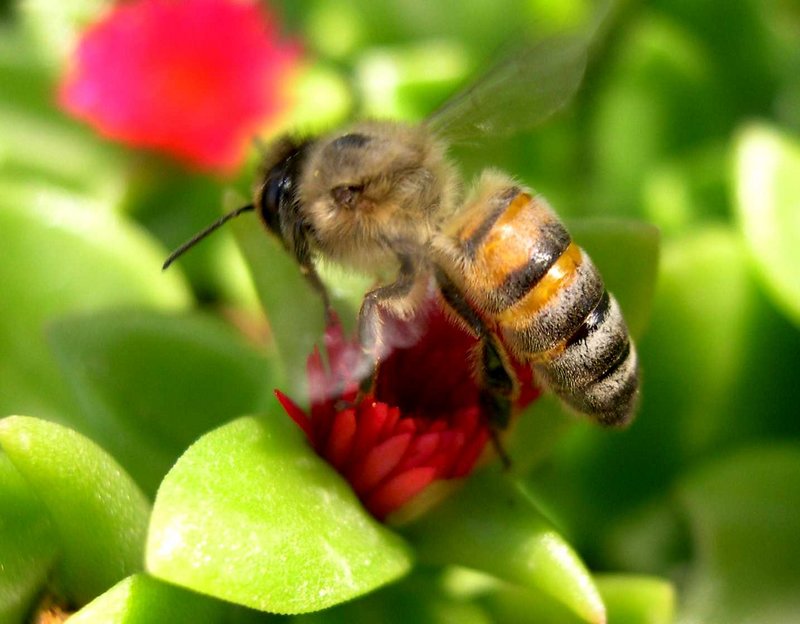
[
  {"x1": 498, "y1": 245, "x2": 605, "y2": 354},
  {"x1": 448, "y1": 179, "x2": 639, "y2": 426},
  {"x1": 535, "y1": 292, "x2": 639, "y2": 425}
]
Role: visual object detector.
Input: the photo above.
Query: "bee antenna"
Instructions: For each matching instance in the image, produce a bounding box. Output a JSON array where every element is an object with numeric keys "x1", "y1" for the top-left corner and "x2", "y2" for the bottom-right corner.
[{"x1": 162, "y1": 203, "x2": 255, "y2": 270}]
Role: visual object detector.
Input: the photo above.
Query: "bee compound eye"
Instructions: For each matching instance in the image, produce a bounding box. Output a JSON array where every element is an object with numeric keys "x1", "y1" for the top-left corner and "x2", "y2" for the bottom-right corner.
[
  {"x1": 257, "y1": 173, "x2": 284, "y2": 233},
  {"x1": 265, "y1": 176, "x2": 282, "y2": 212}
]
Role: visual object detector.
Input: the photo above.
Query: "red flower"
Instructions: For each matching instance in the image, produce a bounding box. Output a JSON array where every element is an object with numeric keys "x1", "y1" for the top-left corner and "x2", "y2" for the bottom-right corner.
[
  {"x1": 276, "y1": 294, "x2": 540, "y2": 520},
  {"x1": 58, "y1": 0, "x2": 300, "y2": 172}
]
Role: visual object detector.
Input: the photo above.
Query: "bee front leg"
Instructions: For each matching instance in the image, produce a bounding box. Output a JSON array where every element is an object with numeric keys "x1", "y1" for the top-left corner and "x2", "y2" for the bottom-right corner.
[
  {"x1": 298, "y1": 261, "x2": 335, "y2": 323},
  {"x1": 357, "y1": 256, "x2": 418, "y2": 393}
]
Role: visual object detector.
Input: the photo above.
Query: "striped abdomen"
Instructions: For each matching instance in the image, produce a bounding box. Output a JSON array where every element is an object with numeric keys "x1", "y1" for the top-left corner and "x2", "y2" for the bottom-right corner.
[{"x1": 446, "y1": 179, "x2": 638, "y2": 425}]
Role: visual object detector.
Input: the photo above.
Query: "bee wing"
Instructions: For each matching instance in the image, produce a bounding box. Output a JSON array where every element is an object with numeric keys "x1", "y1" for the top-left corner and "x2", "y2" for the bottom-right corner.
[{"x1": 424, "y1": 33, "x2": 589, "y2": 142}]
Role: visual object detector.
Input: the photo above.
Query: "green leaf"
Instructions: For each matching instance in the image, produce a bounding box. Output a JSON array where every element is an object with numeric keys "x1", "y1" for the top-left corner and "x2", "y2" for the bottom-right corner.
[
  {"x1": 0, "y1": 29, "x2": 127, "y2": 202},
  {"x1": 146, "y1": 414, "x2": 413, "y2": 614},
  {"x1": 677, "y1": 445, "x2": 800, "y2": 624},
  {"x1": 641, "y1": 227, "x2": 759, "y2": 455},
  {"x1": 401, "y1": 470, "x2": 605, "y2": 624},
  {"x1": 0, "y1": 453, "x2": 59, "y2": 623},
  {"x1": 227, "y1": 192, "x2": 326, "y2": 399},
  {"x1": 734, "y1": 123, "x2": 800, "y2": 326},
  {"x1": 0, "y1": 184, "x2": 191, "y2": 425},
  {"x1": 589, "y1": 13, "x2": 722, "y2": 217},
  {"x1": 456, "y1": 569, "x2": 674, "y2": 624},
  {"x1": 595, "y1": 574, "x2": 674, "y2": 624},
  {"x1": 20, "y1": 0, "x2": 110, "y2": 70},
  {"x1": 284, "y1": 63, "x2": 353, "y2": 133},
  {"x1": 48, "y1": 309, "x2": 278, "y2": 497},
  {"x1": 506, "y1": 394, "x2": 575, "y2": 476},
  {"x1": 0, "y1": 416, "x2": 150, "y2": 605},
  {"x1": 293, "y1": 570, "x2": 492, "y2": 624},
  {"x1": 67, "y1": 574, "x2": 266, "y2": 624},
  {"x1": 357, "y1": 40, "x2": 472, "y2": 122},
  {"x1": 569, "y1": 218, "x2": 660, "y2": 340}
]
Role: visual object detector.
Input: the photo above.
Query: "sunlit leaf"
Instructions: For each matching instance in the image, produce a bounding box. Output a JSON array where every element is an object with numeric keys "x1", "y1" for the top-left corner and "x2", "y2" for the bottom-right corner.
[
  {"x1": 0, "y1": 416, "x2": 150, "y2": 605},
  {"x1": 0, "y1": 453, "x2": 59, "y2": 623},
  {"x1": 48, "y1": 309, "x2": 278, "y2": 497},
  {"x1": 596, "y1": 574, "x2": 674, "y2": 624},
  {"x1": 452, "y1": 569, "x2": 674, "y2": 624},
  {"x1": 293, "y1": 571, "x2": 491, "y2": 624},
  {"x1": 20, "y1": 0, "x2": 108, "y2": 68},
  {"x1": 734, "y1": 123, "x2": 800, "y2": 327},
  {"x1": 227, "y1": 191, "x2": 326, "y2": 400},
  {"x1": 401, "y1": 469, "x2": 605, "y2": 624},
  {"x1": 147, "y1": 414, "x2": 413, "y2": 614},
  {"x1": 0, "y1": 184, "x2": 191, "y2": 425},
  {"x1": 67, "y1": 574, "x2": 271, "y2": 624}
]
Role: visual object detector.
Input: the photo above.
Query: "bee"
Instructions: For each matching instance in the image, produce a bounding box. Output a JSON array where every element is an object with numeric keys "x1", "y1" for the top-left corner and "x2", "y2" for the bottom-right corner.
[{"x1": 164, "y1": 32, "x2": 639, "y2": 433}]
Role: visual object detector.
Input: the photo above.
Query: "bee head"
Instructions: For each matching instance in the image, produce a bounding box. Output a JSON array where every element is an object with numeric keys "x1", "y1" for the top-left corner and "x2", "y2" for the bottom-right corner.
[{"x1": 254, "y1": 135, "x2": 313, "y2": 254}]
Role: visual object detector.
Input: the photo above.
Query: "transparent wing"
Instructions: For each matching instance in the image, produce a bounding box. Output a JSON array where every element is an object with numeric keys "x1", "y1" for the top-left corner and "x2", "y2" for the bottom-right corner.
[{"x1": 424, "y1": 33, "x2": 589, "y2": 143}]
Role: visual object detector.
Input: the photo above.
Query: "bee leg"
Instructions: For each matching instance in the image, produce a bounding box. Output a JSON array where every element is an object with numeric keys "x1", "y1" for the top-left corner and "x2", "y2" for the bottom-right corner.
[
  {"x1": 478, "y1": 339, "x2": 514, "y2": 469},
  {"x1": 297, "y1": 261, "x2": 335, "y2": 323},
  {"x1": 357, "y1": 256, "x2": 418, "y2": 393},
  {"x1": 435, "y1": 267, "x2": 516, "y2": 467},
  {"x1": 289, "y1": 231, "x2": 335, "y2": 322}
]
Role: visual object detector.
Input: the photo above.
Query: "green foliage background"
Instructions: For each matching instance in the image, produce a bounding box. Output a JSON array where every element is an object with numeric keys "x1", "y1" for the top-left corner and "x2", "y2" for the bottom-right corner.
[{"x1": 1, "y1": 0, "x2": 799, "y2": 623}]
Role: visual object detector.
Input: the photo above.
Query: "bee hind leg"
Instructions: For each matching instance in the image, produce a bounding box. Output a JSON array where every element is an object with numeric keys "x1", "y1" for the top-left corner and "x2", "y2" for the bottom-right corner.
[{"x1": 435, "y1": 267, "x2": 517, "y2": 467}]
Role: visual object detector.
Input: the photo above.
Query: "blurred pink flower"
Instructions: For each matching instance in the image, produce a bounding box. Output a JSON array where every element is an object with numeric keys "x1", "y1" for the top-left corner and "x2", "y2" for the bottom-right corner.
[
  {"x1": 277, "y1": 297, "x2": 540, "y2": 520},
  {"x1": 58, "y1": 0, "x2": 300, "y2": 172}
]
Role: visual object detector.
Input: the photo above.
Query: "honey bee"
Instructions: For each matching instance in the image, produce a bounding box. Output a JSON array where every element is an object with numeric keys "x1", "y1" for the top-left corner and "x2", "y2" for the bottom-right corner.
[{"x1": 164, "y1": 33, "x2": 639, "y2": 433}]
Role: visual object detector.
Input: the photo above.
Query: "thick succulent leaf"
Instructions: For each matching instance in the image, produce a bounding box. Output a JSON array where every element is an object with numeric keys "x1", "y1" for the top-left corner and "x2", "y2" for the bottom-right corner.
[
  {"x1": 0, "y1": 416, "x2": 150, "y2": 605},
  {"x1": 292, "y1": 571, "x2": 491, "y2": 624},
  {"x1": 506, "y1": 395, "x2": 575, "y2": 476},
  {"x1": 400, "y1": 469, "x2": 605, "y2": 624},
  {"x1": 0, "y1": 453, "x2": 59, "y2": 624},
  {"x1": 0, "y1": 28, "x2": 127, "y2": 202},
  {"x1": 595, "y1": 574, "x2": 674, "y2": 624},
  {"x1": 227, "y1": 192, "x2": 326, "y2": 399},
  {"x1": 589, "y1": 14, "x2": 721, "y2": 218},
  {"x1": 734, "y1": 123, "x2": 800, "y2": 326},
  {"x1": 20, "y1": 0, "x2": 109, "y2": 69},
  {"x1": 463, "y1": 570, "x2": 673, "y2": 624},
  {"x1": 67, "y1": 574, "x2": 276, "y2": 624},
  {"x1": 146, "y1": 414, "x2": 413, "y2": 614},
  {"x1": 677, "y1": 445, "x2": 800, "y2": 624},
  {"x1": 642, "y1": 226, "x2": 796, "y2": 453},
  {"x1": 569, "y1": 218, "x2": 660, "y2": 340},
  {"x1": 48, "y1": 309, "x2": 277, "y2": 497},
  {"x1": 0, "y1": 184, "x2": 191, "y2": 425}
]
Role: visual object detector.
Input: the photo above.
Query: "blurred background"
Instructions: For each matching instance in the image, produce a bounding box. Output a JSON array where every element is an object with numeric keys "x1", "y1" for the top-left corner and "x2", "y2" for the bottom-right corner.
[{"x1": 1, "y1": 0, "x2": 799, "y2": 622}]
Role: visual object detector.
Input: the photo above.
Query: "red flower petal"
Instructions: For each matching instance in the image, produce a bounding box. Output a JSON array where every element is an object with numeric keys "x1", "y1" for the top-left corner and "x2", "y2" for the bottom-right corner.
[
  {"x1": 275, "y1": 287, "x2": 542, "y2": 520},
  {"x1": 452, "y1": 428, "x2": 491, "y2": 477},
  {"x1": 58, "y1": 0, "x2": 300, "y2": 172},
  {"x1": 325, "y1": 409, "x2": 357, "y2": 470},
  {"x1": 379, "y1": 405, "x2": 402, "y2": 441},
  {"x1": 395, "y1": 432, "x2": 442, "y2": 472},
  {"x1": 351, "y1": 401, "x2": 389, "y2": 460},
  {"x1": 274, "y1": 390, "x2": 312, "y2": 440},
  {"x1": 347, "y1": 432, "x2": 413, "y2": 495},
  {"x1": 366, "y1": 467, "x2": 438, "y2": 520}
]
